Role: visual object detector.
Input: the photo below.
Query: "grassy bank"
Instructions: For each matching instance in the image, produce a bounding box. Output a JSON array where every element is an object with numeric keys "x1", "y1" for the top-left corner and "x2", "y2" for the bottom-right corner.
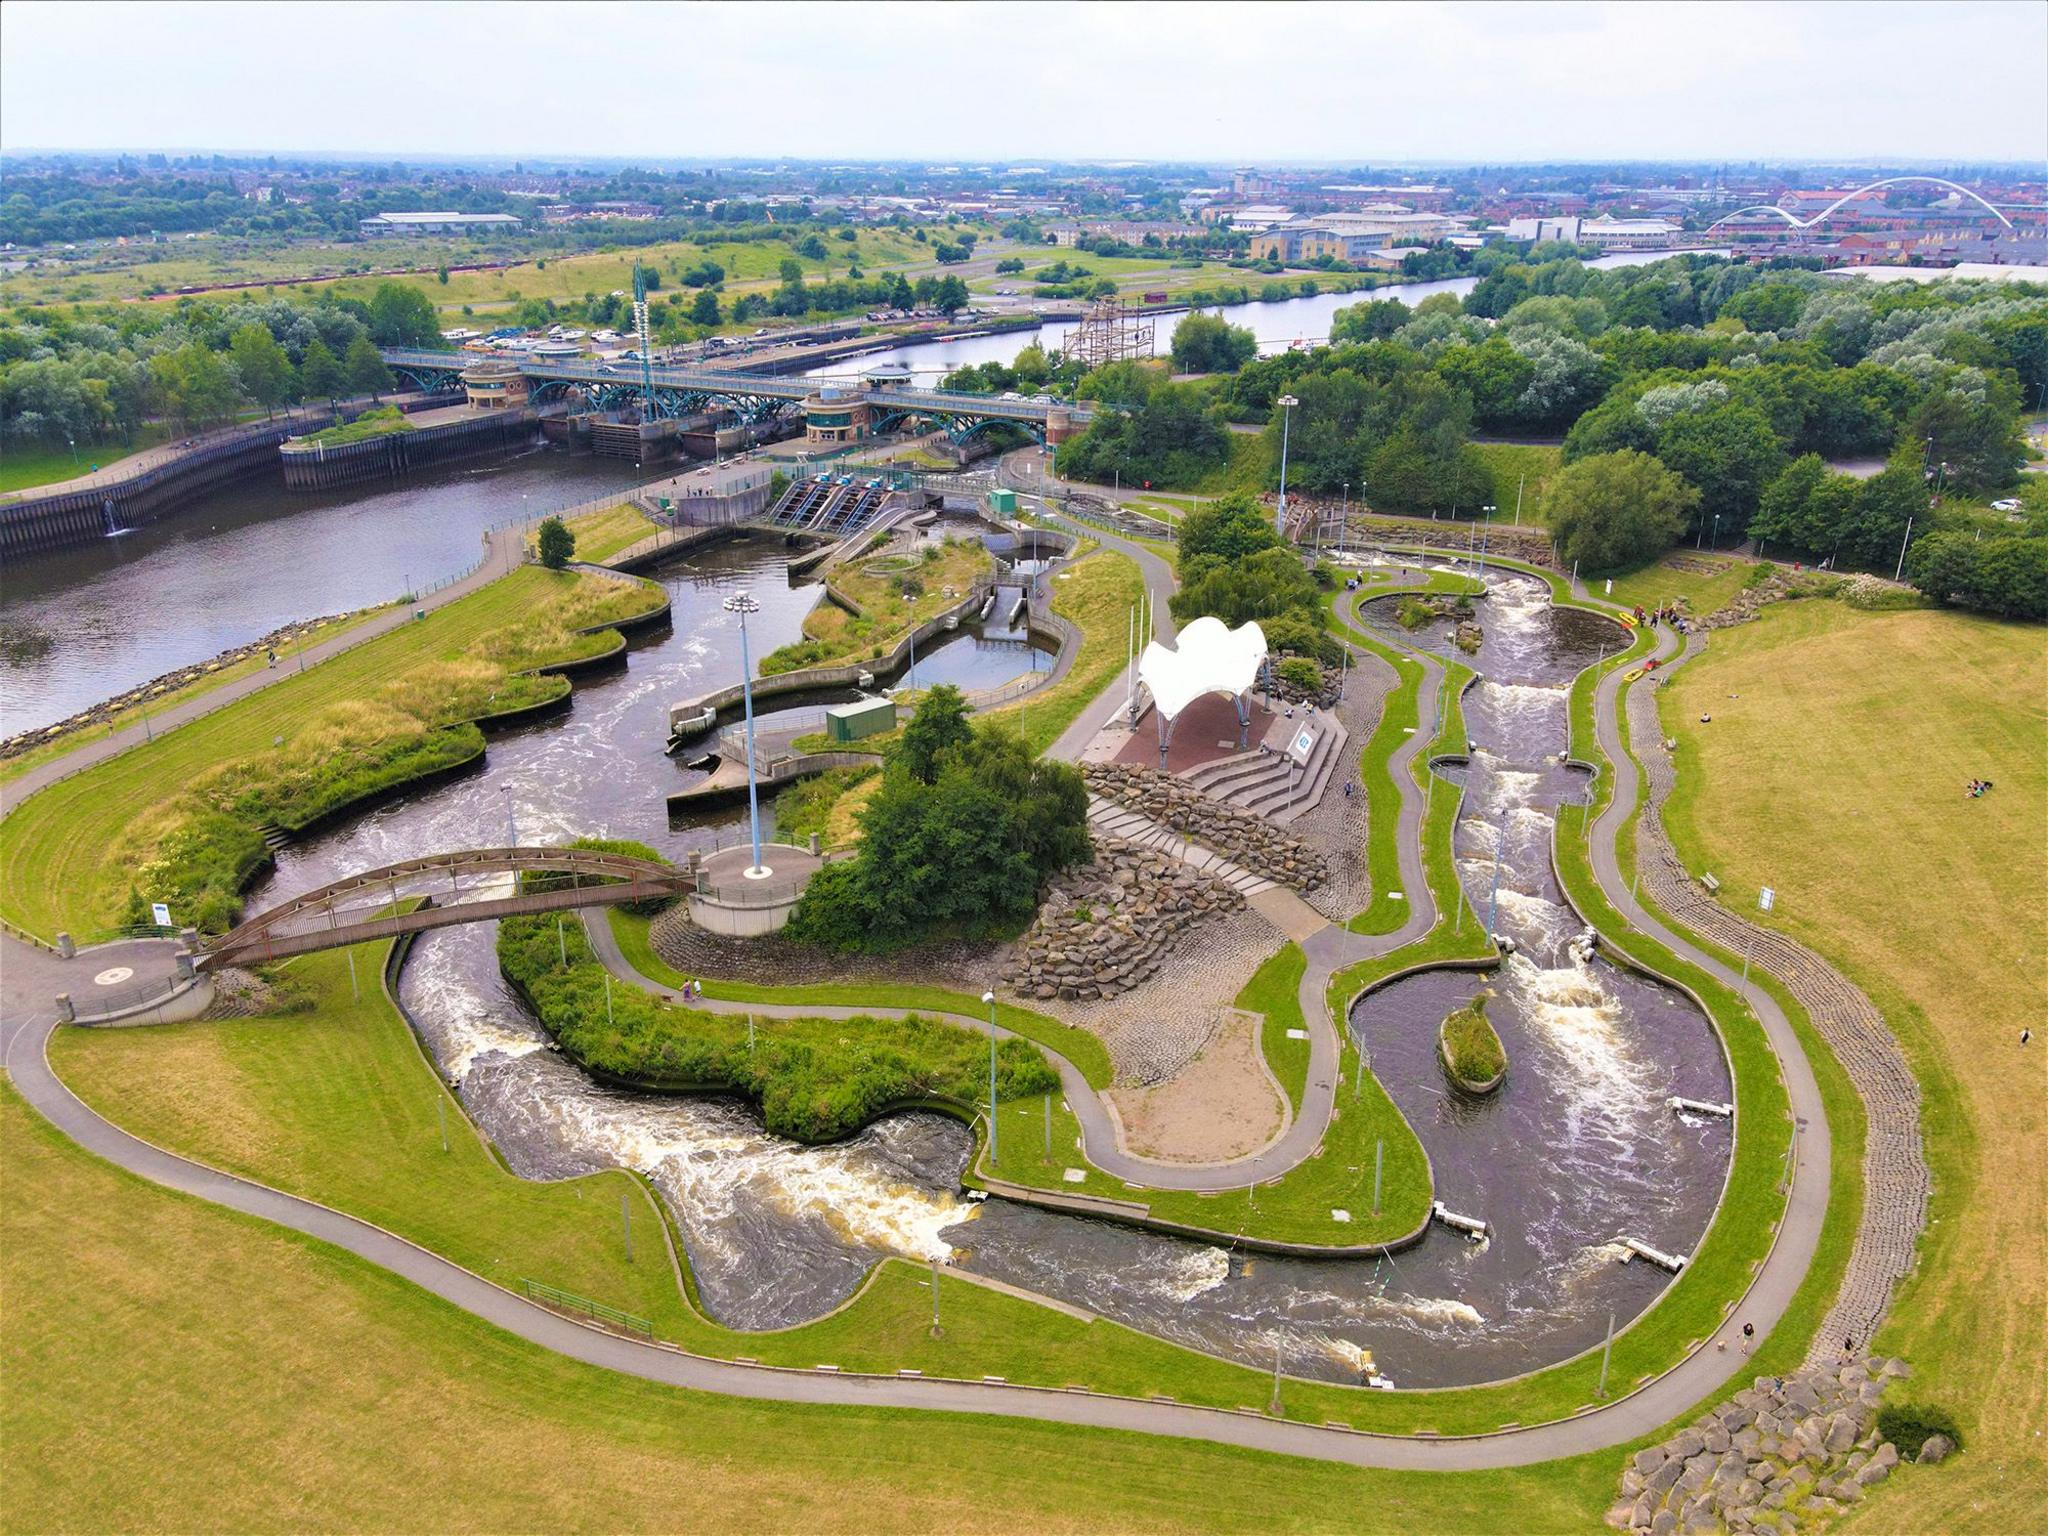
[
  {"x1": 1469, "y1": 442, "x2": 1563, "y2": 526},
  {"x1": 1243, "y1": 942, "x2": 1310, "y2": 1110},
  {"x1": 0, "y1": 563, "x2": 662, "y2": 938},
  {"x1": 1600, "y1": 552, "x2": 1764, "y2": 618},
  {"x1": 541, "y1": 502, "x2": 661, "y2": 565},
  {"x1": 1439, "y1": 995, "x2": 1504, "y2": 1088},
  {"x1": 760, "y1": 536, "x2": 990, "y2": 676},
  {"x1": 2, "y1": 1082, "x2": 1633, "y2": 1533},
  {"x1": 0, "y1": 422, "x2": 175, "y2": 495},
  {"x1": 502, "y1": 915, "x2": 1057, "y2": 1142},
  {"x1": 980, "y1": 546, "x2": 1146, "y2": 754},
  {"x1": 295, "y1": 404, "x2": 412, "y2": 446},
  {"x1": 1657, "y1": 596, "x2": 2047, "y2": 1529}
]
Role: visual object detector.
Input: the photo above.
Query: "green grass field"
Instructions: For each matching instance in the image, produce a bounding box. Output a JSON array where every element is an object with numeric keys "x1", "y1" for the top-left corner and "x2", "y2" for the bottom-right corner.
[
  {"x1": 540, "y1": 502, "x2": 659, "y2": 564},
  {"x1": 1599, "y1": 551, "x2": 1762, "y2": 618},
  {"x1": 1659, "y1": 596, "x2": 2047, "y2": 1531},
  {"x1": 0, "y1": 423, "x2": 174, "y2": 494},
  {"x1": 0, "y1": 563, "x2": 660, "y2": 939},
  {"x1": 979, "y1": 546, "x2": 1146, "y2": 753},
  {"x1": 1468, "y1": 442, "x2": 1563, "y2": 527},
  {"x1": 2, "y1": 1081, "x2": 1638, "y2": 1533}
]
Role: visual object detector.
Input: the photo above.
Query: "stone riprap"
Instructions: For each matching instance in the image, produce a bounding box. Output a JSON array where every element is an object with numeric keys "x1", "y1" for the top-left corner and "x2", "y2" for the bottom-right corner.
[
  {"x1": 1080, "y1": 763, "x2": 1330, "y2": 892},
  {"x1": 1608, "y1": 1357, "x2": 1918, "y2": 1534},
  {"x1": 1000, "y1": 837, "x2": 1244, "y2": 1005}
]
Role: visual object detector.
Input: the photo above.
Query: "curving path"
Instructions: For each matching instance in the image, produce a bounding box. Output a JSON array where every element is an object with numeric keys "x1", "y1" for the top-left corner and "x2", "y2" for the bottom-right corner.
[{"x1": 1, "y1": 510, "x2": 1863, "y2": 1472}]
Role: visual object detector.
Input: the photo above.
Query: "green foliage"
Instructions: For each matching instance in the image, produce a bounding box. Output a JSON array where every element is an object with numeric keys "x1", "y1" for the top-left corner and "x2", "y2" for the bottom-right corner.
[
  {"x1": 301, "y1": 404, "x2": 411, "y2": 446},
  {"x1": 1876, "y1": 1402, "x2": 1963, "y2": 1459},
  {"x1": 896, "y1": 683, "x2": 972, "y2": 785},
  {"x1": 785, "y1": 703, "x2": 1090, "y2": 954},
  {"x1": 1546, "y1": 449, "x2": 1698, "y2": 571},
  {"x1": 227, "y1": 323, "x2": 294, "y2": 414},
  {"x1": 1276, "y1": 657, "x2": 1322, "y2": 694},
  {"x1": 366, "y1": 281, "x2": 442, "y2": 347},
  {"x1": 298, "y1": 337, "x2": 346, "y2": 401},
  {"x1": 1171, "y1": 546, "x2": 1321, "y2": 629},
  {"x1": 1057, "y1": 370, "x2": 1230, "y2": 490},
  {"x1": 497, "y1": 915, "x2": 1057, "y2": 1141},
  {"x1": 342, "y1": 332, "x2": 392, "y2": 397},
  {"x1": 1907, "y1": 528, "x2": 2048, "y2": 619},
  {"x1": 1174, "y1": 490, "x2": 1280, "y2": 571},
  {"x1": 535, "y1": 515, "x2": 575, "y2": 570},
  {"x1": 1260, "y1": 611, "x2": 1342, "y2": 666},
  {"x1": 1169, "y1": 312, "x2": 1257, "y2": 374},
  {"x1": 521, "y1": 837, "x2": 672, "y2": 917},
  {"x1": 770, "y1": 766, "x2": 877, "y2": 848}
]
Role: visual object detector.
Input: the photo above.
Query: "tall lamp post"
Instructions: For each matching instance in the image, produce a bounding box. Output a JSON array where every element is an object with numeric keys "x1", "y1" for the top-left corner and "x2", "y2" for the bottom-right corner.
[
  {"x1": 1275, "y1": 393, "x2": 1298, "y2": 539},
  {"x1": 982, "y1": 989, "x2": 999, "y2": 1166},
  {"x1": 723, "y1": 591, "x2": 769, "y2": 879}
]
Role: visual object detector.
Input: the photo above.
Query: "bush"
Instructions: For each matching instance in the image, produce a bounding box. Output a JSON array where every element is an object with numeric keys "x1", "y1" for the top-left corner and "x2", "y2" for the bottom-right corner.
[
  {"x1": 1877, "y1": 1402, "x2": 1962, "y2": 1460},
  {"x1": 535, "y1": 516, "x2": 575, "y2": 570},
  {"x1": 1277, "y1": 657, "x2": 1322, "y2": 695},
  {"x1": 498, "y1": 913, "x2": 1057, "y2": 1142},
  {"x1": 521, "y1": 837, "x2": 672, "y2": 916}
]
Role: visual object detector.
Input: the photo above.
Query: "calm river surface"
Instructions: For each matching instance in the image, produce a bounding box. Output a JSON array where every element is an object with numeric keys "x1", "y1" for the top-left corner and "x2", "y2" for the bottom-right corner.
[{"x1": 0, "y1": 447, "x2": 646, "y2": 736}]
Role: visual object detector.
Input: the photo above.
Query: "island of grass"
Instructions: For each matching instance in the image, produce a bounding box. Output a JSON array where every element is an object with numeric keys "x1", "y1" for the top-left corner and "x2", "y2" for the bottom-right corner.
[
  {"x1": 498, "y1": 913, "x2": 1056, "y2": 1142},
  {"x1": 1438, "y1": 992, "x2": 1506, "y2": 1094},
  {"x1": 759, "y1": 534, "x2": 991, "y2": 676},
  {"x1": 291, "y1": 404, "x2": 414, "y2": 447}
]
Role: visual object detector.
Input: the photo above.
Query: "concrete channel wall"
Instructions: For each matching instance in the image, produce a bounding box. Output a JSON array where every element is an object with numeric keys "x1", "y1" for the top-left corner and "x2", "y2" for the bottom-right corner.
[{"x1": 279, "y1": 410, "x2": 538, "y2": 490}]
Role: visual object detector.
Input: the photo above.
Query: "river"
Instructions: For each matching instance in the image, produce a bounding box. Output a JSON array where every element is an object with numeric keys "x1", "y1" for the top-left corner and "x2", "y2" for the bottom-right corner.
[{"x1": 804, "y1": 252, "x2": 1717, "y2": 386}]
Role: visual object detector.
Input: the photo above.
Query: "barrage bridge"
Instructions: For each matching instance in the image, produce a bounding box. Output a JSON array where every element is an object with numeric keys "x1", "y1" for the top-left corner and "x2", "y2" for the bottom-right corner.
[{"x1": 379, "y1": 348, "x2": 1093, "y2": 445}]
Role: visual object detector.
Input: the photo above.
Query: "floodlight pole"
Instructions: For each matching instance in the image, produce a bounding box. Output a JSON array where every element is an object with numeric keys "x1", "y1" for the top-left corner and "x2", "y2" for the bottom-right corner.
[
  {"x1": 983, "y1": 990, "x2": 999, "y2": 1167},
  {"x1": 1275, "y1": 393, "x2": 1298, "y2": 538},
  {"x1": 725, "y1": 592, "x2": 767, "y2": 877}
]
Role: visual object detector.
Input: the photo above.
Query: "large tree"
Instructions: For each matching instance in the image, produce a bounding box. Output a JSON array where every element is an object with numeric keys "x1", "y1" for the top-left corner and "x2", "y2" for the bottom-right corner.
[
  {"x1": 228, "y1": 322, "x2": 294, "y2": 416},
  {"x1": 343, "y1": 333, "x2": 394, "y2": 399},
  {"x1": 1545, "y1": 449, "x2": 1697, "y2": 572},
  {"x1": 298, "y1": 337, "x2": 346, "y2": 403},
  {"x1": 365, "y1": 282, "x2": 442, "y2": 348},
  {"x1": 1170, "y1": 312, "x2": 1257, "y2": 374}
]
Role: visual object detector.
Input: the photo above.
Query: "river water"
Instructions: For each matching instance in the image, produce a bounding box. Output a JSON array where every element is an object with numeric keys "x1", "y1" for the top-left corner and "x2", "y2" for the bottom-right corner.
[
  {"x1": 236, "y1": 540, "x2": 1729, "y2": 1389},
  {"x1": 805, "y1": 251, "x2": 1713, "y2": 386},
  {"x1": 1, "y1": 447, "x2": 649, "y2": 737}
]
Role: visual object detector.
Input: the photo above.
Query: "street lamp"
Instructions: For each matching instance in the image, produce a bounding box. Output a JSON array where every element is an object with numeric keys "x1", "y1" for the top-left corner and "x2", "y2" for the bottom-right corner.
[
  {"x1": 723, "y1": 592, "x2": 769, "y2": 878},
  {"x1": 1275, "y1": 393, "x2": 1298, "y2": 538},
  {"x1": 982, "y1": 989, "x2": 999, "y2": 1166}
]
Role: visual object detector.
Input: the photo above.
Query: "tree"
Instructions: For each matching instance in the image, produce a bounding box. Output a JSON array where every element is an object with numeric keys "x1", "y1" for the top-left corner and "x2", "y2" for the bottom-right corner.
[
  {"x1": 1650, "y1": 397, "x2": 1785, "y2": 538},
  {"x1": 1177, "y1": 492, "x2": 1280, "y2": 568},
  {"x1": 1330, "y1": 297, "x2": 1410, "y2": 344},
  {"x1": 298, "y1": 337, "x2": 345, "y2": 402},
  {"x1": 343, "y1": 333, "x2": 393, "y2": 399},
  {"x1": 777, "y1": 257, "x2": 805, "y2": 286},
  {"x1": 1753, "y1": 454, "x2": 1862, "y2": 555},
  {"x1": 1169, "y1": 312, "x2": 1257, "y2": 374},
  {"x1": 933, "y1": 242, "x2": 970, "y2": 264},
  {"x1": 689, "y1": 288, "x2": 721, "y2": 327},
  {"x1": 897, "y1": 685, "x2": 973, "y2": 785},
  {"x1": 1546, "y1": 449, "x2": 1697, "y2": 571},
  {"x1": 535, "y1": 515, "x2": 574, "y2": 570},
  {"x1": 228, "y1": 322, "x2": 293, "y2": 416},
  {"x1": 1171, "y1": 545, "x2": 1322, "y2": 628},
  {"x1": 366, "y1": 282, "x2": 441, "y2": 347},
  {"x1": 1907, "y1": 530, "x2": 2048, "y2": 619}
]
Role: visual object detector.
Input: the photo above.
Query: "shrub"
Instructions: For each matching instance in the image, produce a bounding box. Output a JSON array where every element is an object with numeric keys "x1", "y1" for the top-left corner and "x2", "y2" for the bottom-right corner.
[
  {"x1": 1277, "y1": 657, "x2": 1323, "y2": 695},
  {"x1": 535, "y1": 516, "x2": 575, "y2": 570},
  {"x1": 1877, "y1": 1402, "x2": 1962, "y2": 1460},
  {"x1": 1440, "y1": 994, "x2": 1506, "y2": 1087}
]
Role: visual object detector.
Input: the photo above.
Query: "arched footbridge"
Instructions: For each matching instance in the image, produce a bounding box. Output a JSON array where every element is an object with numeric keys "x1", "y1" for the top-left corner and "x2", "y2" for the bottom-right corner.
[{"x1": 195, "y1": 847, "x2": 688, "y2": 973}]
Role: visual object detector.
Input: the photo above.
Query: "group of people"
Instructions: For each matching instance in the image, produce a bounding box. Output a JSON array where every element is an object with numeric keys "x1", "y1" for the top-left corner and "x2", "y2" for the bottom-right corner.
[
  {"x1": 1632, "y1": 604, "x2": 1690, "y2": 635},
  {"x1": 1965, "y1": 778, "x2": 1996, "y2": 799}
]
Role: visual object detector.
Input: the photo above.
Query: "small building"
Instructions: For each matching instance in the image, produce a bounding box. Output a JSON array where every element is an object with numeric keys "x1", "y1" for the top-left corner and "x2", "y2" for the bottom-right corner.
[
  {"x1": 461, "y1": 359, "x2": 530, "y2": 410},
  {"x1": 358, "y1": 211, "x2": 522, "y2": 237},
  {"x1": 825, "y1": 697, "x2": 897, "y2": 744},
  {"x1": 804, "y1": 387, "x2": 873, "y2": 447}
]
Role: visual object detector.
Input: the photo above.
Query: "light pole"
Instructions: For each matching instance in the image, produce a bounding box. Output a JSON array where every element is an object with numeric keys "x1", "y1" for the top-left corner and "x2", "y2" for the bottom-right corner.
[
  {"x1": 724, "y1": 592, "x2": 769, "y2": 878},
  {"x1": 982, "y1": 989, "x2": 999, "y2": 1167},
  {"x1": 1893, "y1": 512, "x2": 1915, "y2": 583},
  {"x1": 1275, "y1": 393, "x2": 1298, "y2": 539},
  {"x1": 1478, "y1": 505, "x2": 1496, "y2": 577}
]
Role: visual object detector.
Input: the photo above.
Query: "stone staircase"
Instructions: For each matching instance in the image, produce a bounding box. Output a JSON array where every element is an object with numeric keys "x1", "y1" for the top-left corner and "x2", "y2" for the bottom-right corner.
[
  {"x1": 1181, "y1": 711, "x2": 1348, "y2": 827},
  {"x1": 1084, "y1": 798, "x2": 1276, "y2": 897}
]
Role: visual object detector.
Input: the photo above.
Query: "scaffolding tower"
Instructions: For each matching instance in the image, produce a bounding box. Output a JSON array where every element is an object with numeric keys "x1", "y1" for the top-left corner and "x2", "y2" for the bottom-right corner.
[{"x1": 1062, "y1": 297, "x2": 1156, "y2": 368}]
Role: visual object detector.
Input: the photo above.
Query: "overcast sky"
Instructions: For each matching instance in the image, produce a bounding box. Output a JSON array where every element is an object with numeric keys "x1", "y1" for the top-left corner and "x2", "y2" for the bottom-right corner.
[{"x1": 4, "y1": 0, "x2": 2045, "y2": 165}]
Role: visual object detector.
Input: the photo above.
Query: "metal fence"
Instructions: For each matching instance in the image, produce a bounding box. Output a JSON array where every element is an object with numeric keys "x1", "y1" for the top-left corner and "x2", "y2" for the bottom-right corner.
[{"x1": 520, "y1": 1278, "x2": 653, "y2": 1339}]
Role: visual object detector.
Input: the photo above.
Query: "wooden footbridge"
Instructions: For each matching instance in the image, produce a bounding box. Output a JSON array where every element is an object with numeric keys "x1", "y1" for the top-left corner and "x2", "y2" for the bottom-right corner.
[{"x1": 195, "y1": 847, "x2": 689, "y2": 972}]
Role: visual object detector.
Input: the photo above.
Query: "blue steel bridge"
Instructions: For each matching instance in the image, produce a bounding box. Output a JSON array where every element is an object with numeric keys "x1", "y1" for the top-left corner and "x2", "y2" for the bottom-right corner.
[{"x1": 377, "y1": 348, "x2": 1091, "y2": 445}]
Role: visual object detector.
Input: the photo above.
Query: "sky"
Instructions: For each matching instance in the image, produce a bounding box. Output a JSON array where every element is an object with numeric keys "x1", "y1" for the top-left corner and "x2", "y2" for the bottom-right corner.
[{"x1": 3, "y1": 0, "x2": 2045, "y2": 166}]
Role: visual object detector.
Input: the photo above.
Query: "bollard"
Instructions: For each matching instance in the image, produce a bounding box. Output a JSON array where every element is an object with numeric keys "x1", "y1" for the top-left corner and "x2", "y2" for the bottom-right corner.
[
  {"x1": 175, "y1": 950, "x2": 196, "y2": 980},
  {"x1": 808, "y1": 832, "x2": 820, "y2": 857},
  {"x1": 55, "y1": 932, "x2": 76, "y2": 959},
  {"x1": 56, "y1": 993, "x2": 76, "y2": 1022}
]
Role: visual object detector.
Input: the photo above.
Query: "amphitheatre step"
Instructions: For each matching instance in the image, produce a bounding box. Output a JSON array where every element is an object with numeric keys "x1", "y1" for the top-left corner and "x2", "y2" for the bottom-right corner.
[{"x1": 1084, "y1": 796, "x2": 1275, "y2": 895}]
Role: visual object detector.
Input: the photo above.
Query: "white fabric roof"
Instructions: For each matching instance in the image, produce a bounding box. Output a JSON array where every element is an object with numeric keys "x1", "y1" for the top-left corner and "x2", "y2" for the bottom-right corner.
[{"x1": 1138, "y1": 616, "x2": 1267, "y2": 722}]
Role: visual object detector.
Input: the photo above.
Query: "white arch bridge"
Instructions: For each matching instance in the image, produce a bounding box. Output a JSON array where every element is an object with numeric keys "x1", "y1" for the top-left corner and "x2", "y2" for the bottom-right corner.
[{"x1": 1707, "y1": 175, "x2": 2015, "y2": 234}]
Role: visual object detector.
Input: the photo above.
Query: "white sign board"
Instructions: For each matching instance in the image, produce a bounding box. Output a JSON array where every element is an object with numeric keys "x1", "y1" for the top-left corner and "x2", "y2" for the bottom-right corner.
[
  {"x1": 1757, "y1": 887, "x2": 1775, "y2": 912},
  {"x1": 151, "y1": 902, "x2": 172, "y2": 928},
  {"x1": 1605, "y1": 578, "x2": 1613, "y2": 595},
  {"x1": 1288, "y1": 726, "x2": 1318, "y2": 766}
]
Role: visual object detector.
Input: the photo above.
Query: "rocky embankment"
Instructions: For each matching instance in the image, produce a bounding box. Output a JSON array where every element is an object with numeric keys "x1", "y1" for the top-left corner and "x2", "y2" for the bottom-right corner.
[
  {"x1": 1001, "y1": 838, "x2": 1244, "y2": 1002},
  {"x1": 0, "y1": 610, "x2": 363, "y2": 760},
  {"x1": 1610, "y1": 1355, "x2": 1938, "y2": 1534},
  {"x1": 1080, "y1": 763, "x2": 1329, "y2": 891}
]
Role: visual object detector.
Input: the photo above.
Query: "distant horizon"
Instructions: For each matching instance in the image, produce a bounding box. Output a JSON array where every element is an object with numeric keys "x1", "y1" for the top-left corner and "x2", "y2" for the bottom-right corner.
[{"x1": 4, "y1": 1, "x2": 2044, "y2": 164}]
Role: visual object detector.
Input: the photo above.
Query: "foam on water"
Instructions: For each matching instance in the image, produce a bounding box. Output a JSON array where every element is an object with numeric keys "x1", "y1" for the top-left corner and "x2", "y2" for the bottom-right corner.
[
  {"x1": 1151, "y1": 1245, "x2": 1232, "y2": 1302},
  {"x1": 1503, "y1": 953, "x2": 1657, "y2": 1111}
]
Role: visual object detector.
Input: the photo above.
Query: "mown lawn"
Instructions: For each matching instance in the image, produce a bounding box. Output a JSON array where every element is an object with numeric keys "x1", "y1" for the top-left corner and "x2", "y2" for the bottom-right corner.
[
  {"x1": 2, "y1": 1081, "x2": 1630, "y2": 1533},
  {"x1": 0, "y1": 563, "x2": 661, "y2": 939},
  {"x1": 542, "y1": 501, "x2": 659, "y2": 564},
  {"x1": 1599, "y1": 552, "x2": 1763, "y2": 618},
  {"x1": 0, "y1": 422, "x2": 174, "y2": 494},
  {"x1": 1468, "y1": 442, "x2": 1563, "y2": 527},
  {"x1": 1658, "y1": 596, "x2": 2048, "y2": 1531}
]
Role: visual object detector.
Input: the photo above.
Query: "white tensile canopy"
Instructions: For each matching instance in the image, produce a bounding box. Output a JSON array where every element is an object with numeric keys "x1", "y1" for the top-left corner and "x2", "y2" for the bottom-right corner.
[{"x1": 1138, "y1": 616, "x2": 1268, "y2": 721}]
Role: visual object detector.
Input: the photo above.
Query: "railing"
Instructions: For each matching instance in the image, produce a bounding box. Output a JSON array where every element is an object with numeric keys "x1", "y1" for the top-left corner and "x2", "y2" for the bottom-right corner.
[{"x1": 519, "y1": 1278, "x2": 653, "y2": 1339}]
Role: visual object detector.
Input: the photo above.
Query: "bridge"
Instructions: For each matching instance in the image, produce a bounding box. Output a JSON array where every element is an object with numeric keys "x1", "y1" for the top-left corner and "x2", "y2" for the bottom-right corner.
[
  {"x1": 1706, "y1": 175, "x2": 2016, "y2": 234},
  {"x1": 195, "y1": 847, "x2": 689, "y2": 972},
  {"x1": 379, "y1": 348, "x2": 1093, "y2": 443}
]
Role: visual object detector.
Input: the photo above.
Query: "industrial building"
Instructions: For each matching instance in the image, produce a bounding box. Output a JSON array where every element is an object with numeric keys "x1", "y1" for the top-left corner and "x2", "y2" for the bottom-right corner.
[{"x1": 357, "y1": 211, "x2": 523, "y2": 236}]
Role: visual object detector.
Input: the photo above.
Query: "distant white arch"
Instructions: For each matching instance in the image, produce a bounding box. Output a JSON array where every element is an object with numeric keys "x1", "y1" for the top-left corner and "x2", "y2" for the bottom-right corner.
[{"x1": 1706, "y1": 176, "x2": 2014, "y2": 234}]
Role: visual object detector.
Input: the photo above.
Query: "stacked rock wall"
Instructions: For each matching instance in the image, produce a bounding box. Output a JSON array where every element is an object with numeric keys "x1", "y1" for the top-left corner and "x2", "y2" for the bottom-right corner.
[{"x1": 1080, "y1": 763, "x2": 1330, "y2": 891}]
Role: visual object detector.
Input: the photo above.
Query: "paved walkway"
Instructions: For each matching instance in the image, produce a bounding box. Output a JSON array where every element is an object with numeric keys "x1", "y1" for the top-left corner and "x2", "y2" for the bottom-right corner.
[{"x1": 0, "y1": 480, "x2": 1881, "y2": 1469}]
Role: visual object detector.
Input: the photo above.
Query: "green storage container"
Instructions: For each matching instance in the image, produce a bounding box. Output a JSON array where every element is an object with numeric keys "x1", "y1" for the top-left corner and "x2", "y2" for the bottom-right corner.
[
  {"x1": 826, "y1": 696, "x2": 897, "y2": 743},
  {"x1": 988, "y1": 488, "x2": 1018, "y2": 516}
]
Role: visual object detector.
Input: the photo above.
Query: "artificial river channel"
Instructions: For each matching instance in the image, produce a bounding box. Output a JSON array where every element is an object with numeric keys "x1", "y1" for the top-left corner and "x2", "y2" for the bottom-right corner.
[{"x1": 198, "y1": 504, "x2": 1732, "y2": 1388}]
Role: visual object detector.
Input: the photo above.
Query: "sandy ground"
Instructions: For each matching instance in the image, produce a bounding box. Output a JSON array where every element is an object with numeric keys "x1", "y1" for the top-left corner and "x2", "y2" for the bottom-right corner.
[{"x1": 1107, "y1": 1005, "x2": 1287, "y2": 1162}]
